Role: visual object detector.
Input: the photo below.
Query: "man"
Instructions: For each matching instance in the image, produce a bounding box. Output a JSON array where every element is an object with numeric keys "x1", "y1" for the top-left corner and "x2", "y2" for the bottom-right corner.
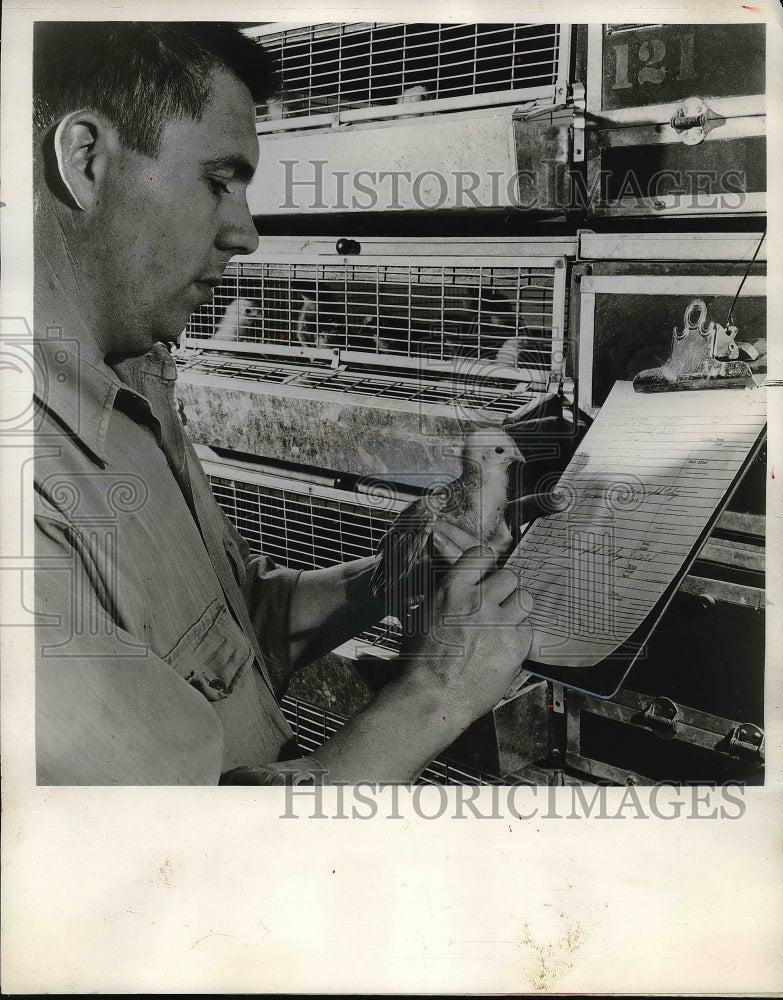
[{"x1": 33, "y1": 22, "x2": 534, "y2": 784}]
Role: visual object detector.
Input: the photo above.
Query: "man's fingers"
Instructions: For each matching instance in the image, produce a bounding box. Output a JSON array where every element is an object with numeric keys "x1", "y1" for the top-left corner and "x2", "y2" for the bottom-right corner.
[
  {"x1": 432, "y1": 520, "x2": 482, "y2": 557},
  {"x1": 431, "y1": 527, "x2": 466, "y2": 565},
  {"x1": 499, "y1": 586, "x2": 534, "y2": 615},
  {"x1": 482, "y1": 566, "x2": 518, "y2": 602},
  {"x1": 450, "y1": 544, "x2": 498, "y2": 582}
]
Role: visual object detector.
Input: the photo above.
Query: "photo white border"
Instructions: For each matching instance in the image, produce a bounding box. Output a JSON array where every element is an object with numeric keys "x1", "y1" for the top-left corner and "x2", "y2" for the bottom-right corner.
[{"x1": 2, "y1": 1, "x2": 782, "y2": 993}]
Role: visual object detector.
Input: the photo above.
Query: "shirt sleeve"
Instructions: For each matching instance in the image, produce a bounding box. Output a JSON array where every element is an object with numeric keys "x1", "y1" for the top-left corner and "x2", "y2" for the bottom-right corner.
[
  {"x1": 35, "y1": 514, "x2": 225, "y2": 785},
  {"x1": 221, "y1": 511, "x2": 303, "y2": 697}
]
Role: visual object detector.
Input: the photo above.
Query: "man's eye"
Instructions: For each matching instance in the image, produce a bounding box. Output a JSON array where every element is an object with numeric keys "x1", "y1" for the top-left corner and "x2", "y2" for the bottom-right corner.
[{"x1": 207, "y1": 177, "x2": 231, "y2": 196}]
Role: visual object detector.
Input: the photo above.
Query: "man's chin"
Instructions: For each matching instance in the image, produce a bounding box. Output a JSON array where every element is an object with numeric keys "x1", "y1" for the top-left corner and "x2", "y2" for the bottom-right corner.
[
  {"x1": 102, "y1": 330, "x2": 178, "y2": 360},
  {"x1": 96, "y1": 303, "x2": 191, "y2": 357}
]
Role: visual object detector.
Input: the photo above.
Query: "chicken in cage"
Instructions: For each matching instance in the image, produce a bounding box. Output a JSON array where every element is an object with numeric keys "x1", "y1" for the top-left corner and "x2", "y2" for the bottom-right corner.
[{"x1": 213, "y1": 298, "x2": 264, "y2": 341}]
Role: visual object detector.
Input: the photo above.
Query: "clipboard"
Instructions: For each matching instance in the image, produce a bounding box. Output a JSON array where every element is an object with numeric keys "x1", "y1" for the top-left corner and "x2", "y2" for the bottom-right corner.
[{"x1": 518, "y1": 426, "x2": 766, "y2": 699}]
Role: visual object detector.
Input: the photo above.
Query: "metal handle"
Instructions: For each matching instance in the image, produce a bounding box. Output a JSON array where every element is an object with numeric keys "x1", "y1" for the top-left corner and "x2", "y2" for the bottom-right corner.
[
  {"x1": 671, "y1": 111, "x2": 707, "y2": 131},
  {"x1": 668, "y1": 97, "x2": 723, "y2": 146}
]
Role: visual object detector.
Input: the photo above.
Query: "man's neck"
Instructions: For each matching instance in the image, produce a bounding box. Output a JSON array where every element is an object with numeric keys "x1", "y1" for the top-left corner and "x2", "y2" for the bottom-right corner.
[{"x1": 35, "y1": 216, "x2": 106, "y2": 357}]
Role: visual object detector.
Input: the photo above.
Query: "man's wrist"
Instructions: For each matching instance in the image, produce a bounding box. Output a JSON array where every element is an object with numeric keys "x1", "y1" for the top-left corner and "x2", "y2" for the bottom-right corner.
[{"x1": 391, "y1": 654, "x2": 475, "y2": 736}]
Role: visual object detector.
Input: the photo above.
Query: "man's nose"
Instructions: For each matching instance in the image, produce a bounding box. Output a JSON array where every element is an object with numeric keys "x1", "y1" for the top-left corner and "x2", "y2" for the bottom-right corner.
[{"x1": 216, "y1": 192, "x2": 260, "y2": 257}]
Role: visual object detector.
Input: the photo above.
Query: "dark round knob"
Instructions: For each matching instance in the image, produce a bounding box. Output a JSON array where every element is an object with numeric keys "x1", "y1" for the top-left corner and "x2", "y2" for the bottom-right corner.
[{"x1": 336, "y1": 238, "x2": 361, "y2": 256}]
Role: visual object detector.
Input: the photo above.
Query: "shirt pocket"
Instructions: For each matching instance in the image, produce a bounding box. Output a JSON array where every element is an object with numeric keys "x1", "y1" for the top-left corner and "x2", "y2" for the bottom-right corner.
[{"x1": 163, "y1": 598, "x2": 254, "y2": 703}]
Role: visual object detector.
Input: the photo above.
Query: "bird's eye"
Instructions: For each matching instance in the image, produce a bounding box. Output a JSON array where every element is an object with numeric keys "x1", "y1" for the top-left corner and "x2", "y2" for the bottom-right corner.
[{"x1": 495, "y1": 446, "x2": 505, "y2": 454}]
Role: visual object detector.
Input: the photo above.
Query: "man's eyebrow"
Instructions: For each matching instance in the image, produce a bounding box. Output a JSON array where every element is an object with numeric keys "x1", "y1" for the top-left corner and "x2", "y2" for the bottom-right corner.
[{"x1": 201, "y1": 155, "x2": 256, "y2": 183}]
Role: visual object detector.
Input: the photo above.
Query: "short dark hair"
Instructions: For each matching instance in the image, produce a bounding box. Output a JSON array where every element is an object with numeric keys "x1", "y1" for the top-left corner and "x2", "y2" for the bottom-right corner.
[{"x1": 33, "y1": 21, "x2": 279, "y2": 155}]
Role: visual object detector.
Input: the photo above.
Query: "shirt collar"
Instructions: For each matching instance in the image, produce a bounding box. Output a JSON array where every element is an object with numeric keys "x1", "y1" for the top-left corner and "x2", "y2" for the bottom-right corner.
[{"x1": 34, "y1": 332, "x2": 178, "y2": 465}]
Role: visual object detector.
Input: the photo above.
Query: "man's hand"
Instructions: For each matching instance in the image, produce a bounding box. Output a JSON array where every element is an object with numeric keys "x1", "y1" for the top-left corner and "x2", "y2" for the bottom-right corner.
[
  {"x1": 232, "y1": 518, "x2": 534, "y2": 785},
  {"x1": 400, "y1": 545, "x2": 534, "y2": 723}
]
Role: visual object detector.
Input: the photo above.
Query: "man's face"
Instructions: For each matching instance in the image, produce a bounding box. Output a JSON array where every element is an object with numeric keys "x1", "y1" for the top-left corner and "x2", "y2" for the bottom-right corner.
[{"x1": 87, "y1": 69, "x2": 260, "y2": 354}]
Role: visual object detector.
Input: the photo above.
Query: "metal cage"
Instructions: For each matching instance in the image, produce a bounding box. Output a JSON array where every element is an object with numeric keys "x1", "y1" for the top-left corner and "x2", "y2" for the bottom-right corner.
[
  {"x1": 181, "y1": 238, "x2": 571, "y2": 381},
  {"x1": 199, "y1": 448, "x2": 415, "y2": 568},
  {"x1": 246, "y1": 22, "x2": 571, "y2": 131},
  {"x1": 176, "y1": 241, "x2": 573, "y2": 479}
]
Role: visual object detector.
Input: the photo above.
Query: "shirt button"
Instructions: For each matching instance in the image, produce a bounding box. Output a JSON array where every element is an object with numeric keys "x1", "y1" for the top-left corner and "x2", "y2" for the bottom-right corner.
[{"x1": 209, "y1": 679, "x2": 227, "y2": 693}]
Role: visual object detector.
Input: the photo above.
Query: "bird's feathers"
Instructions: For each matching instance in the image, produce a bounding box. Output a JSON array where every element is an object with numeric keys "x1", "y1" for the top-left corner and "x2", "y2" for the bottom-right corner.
[
  {"x1": 370, "y1": 430, "x2": 522, "y2": 621},
  {"x1": 370, "y1": 489, "x2": 446, "y2": 599}
]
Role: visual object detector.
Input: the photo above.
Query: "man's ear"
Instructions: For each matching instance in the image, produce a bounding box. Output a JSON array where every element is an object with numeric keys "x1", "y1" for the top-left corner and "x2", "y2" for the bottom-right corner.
[{"x1": 51, "y1": 110, "x2": 116, "y2": 212}]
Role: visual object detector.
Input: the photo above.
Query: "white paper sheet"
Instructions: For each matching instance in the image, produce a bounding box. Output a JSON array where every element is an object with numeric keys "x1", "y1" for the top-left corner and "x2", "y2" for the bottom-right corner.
[{"x1": 507, "y1": 381, "x2": 767, "y2": 667}]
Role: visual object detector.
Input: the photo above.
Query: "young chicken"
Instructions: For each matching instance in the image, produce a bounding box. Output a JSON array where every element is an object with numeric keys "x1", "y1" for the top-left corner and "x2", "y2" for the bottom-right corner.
[
  {"x1": 370, "y1": 428, "x2": 523, "y2": 631},
  {"x1": 213, "y1": 297, "x2": 262, "y2": 341}
]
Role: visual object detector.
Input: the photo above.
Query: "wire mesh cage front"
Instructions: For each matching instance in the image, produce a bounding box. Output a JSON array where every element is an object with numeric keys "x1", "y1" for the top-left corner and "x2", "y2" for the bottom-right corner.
[
  {"x1": 249, "y1": 22, "x2": 564, "y2": 125},
  {"x1": 207, "y1": 469, "x2": 411, "y2": 569},
  {"x1": 184, "y1": 259, "x2": 562, "y2": 377}
]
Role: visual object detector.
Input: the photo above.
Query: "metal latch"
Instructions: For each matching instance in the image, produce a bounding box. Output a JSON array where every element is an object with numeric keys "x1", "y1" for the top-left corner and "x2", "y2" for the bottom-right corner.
[
  {"x1": 727, "y1": 723, "x2": 765, "y2": 764},
  {"x1": 669, "y1": 96, "x2": 726, "y2": 145},
  {"x1": 640, "y1": 696, "x2": 680, "y2": 739}
]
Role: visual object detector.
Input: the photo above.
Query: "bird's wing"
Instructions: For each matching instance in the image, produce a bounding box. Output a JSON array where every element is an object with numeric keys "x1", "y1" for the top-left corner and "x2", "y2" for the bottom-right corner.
[{"x1": 370, "y1": 493, "x2": 444, "y2": 598}]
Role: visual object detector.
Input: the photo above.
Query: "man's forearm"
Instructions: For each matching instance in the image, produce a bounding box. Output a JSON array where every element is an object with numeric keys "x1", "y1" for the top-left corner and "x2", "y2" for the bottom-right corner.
[
  {"x1": 226, "y1": 546, "x2": 534, "y2": 786},
  {"x1": 288, "y1": 557, "x2": 386, "y2": 669},
  {"x1": 289, "y1": 661, "x2": 471, "y2": 783}
]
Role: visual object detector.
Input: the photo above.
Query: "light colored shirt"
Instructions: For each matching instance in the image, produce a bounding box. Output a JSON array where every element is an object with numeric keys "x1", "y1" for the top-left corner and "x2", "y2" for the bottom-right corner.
[{"x1": 34, "y1": 331, "x2": 309, "y2": 784}]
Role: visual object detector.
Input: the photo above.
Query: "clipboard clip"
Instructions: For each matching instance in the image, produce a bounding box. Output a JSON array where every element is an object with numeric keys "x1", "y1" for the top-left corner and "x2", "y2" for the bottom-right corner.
[{"x1": 633, "y1": 298, "x2": 756, "y2": 393}]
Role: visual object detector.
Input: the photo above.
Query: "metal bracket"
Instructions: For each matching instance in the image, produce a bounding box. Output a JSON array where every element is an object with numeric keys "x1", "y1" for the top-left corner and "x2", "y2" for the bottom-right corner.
[
  {"x1": 568, "y1": 82, "x2": 586, "y2": 163},
  {"x1": 670, "y1": 96, "x2": 726, "y2": 145},
  {"x1": 727, "y1": 723, "x2": 765, "y2": 764},
  {"x1": 639, "y1": 696, "x2": 680, "y2": 739},
  {"x1": 571, "y1": 117, "x2": 586, "y2": 163}
]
